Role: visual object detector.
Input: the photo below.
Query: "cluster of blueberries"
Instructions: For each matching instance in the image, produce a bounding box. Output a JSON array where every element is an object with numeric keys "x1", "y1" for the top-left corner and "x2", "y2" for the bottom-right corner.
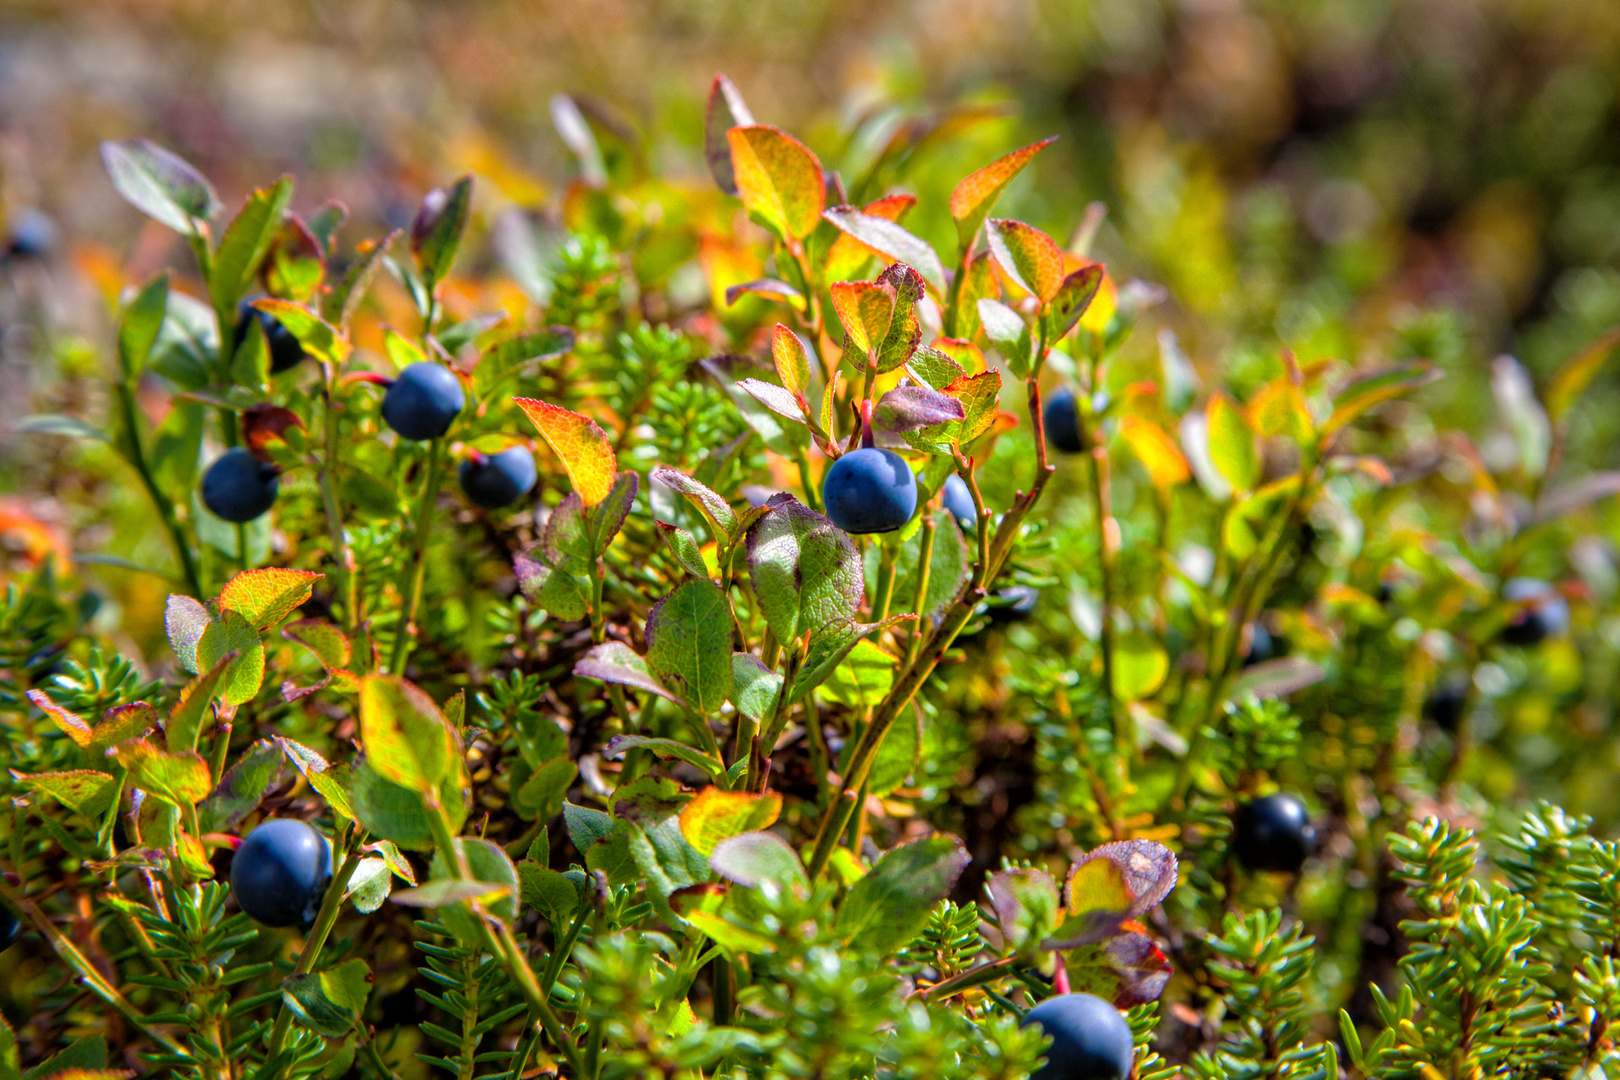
[{"x1": 199, "y1": 307, "x2": 538, "y2": 525}]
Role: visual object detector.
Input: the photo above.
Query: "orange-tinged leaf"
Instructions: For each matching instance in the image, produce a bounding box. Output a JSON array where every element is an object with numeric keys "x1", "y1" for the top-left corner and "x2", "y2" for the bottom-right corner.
[
  {"x1": 825, "y1": 194, "x2": 914, "y2": 280},
  {"x1": 1080, "y1": 271, "x2": 1118, "y2": 335},
  {"x1": 513, "y1": 397, "x2": 617, "y2": 506},
  {"x1": 771, "y1": 324, "x2": 815, "y2": 399},
  {"x1": 27, "y1": 690, "x2": 92, "y2": 749},
  {"x1": 219, "y1": 568, "x2": 322, "y2": 630},
  {"x1": 1547, "y1": 327, "x2": 1620, "y2": 421},
  {"x1": 727, "y1": 125, "x2": 825, "y2": 241},
  {"x1": 830, "y1": 280, "x2": 896, "y2": 356},
  {"x1": 821, "y1": 206, "x2": 947, "y2": 293},
  {"x1": 1247, "y1": 380, "x2": 1314, "y2": 444},
  {"x1": 699, "y1": 233, "x2": 765, "y2": 314},
  {"x1": 950, "y1": 136, "x2": 1057, "y2": 249},
  {"x1": 986, "y1": 218, "x2": 1067, "y2": 304},
  {"x1": 943, "y1": 370, "x2": 1003, "y2": 444},
  {"x1": 678, "y1": 787, "x2": 783, "y2": 855},
  {"x1": 931, "y1": 337, "x2": 985, "y2": 375},
  {"x1": 1119, "y1": 416, "x2": 1191, "y2": 489},
  {"x1": 114, "y1": 739, "x2": 213, "y2": 805}
]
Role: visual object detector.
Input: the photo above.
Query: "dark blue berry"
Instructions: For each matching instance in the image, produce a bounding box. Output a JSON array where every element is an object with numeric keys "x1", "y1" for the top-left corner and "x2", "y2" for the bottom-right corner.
[
  {"x1": 0, "y1": 903, "x2": 19, "y2": 948},
  {"x1": 235, "y1": 300, "x2": 308, "y2": 373},
  {"x1": 1425, "y1": 675, "x2": 1469, "y2": 732},
  {"x1": 822, "y1": 447, "x2": 917, "y2": 534},
  {"x1": 1242, "y1": 623, "x2": 1280, "y2": 666},
  {"x1": 382, "y1": 362, "x2": 464, "y2": 440},
  {"x1": 1044, "y1": 388, "x2": 1084, "y2": 454},
  {"x1": 1020, "y1": 993, "x2": 1134, "y2": 1080},
  {"x1": 1501, "y1": 577, "x2": 1569, "y2": 646},
  {"x1": 941, "y1": 473, "x2": 977, "y2": 529},
  {"x1": 459, "y1": 446, "x2": 537, "y2": 509},
  {"x1": 6, "y1": 209, "x2": 56, "y2": 259},
  {"x1": 987, "y1": 584, "x2": 1039, "y2": 625},
  {"x1": 201, "y1": 448, "x2": 279, "y2": 523},
  {"x1": 230, "y1": 819, "x2": 332, "y2": 927},
  {"x1": 1232, "y1": 793, "x2": 1314, "y2": 874}
]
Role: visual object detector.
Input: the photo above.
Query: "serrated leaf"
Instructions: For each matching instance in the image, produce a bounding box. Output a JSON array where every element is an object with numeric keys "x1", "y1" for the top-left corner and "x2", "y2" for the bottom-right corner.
[
  {"x1": 358, "y1": 675, "x2": 459, "y2": 795},
  {"x1": 519, "y1": 863, "x2": 580, "y2": 924},
  {"x1": 218, "y1": 568, "x2": 321, "y2": 630},
  {"x1": 986, "y1": 218, "x2": 1067, "y2": 304},
  {"x1": 645, "y1": 581, "x2": 734, "y2": 715},
  {"x1": 830, "y1": 280, "x2": 896, "y2": 357},
  {"x1": 709, "y1": 830, "x2": 807, "y2": 891},
  {"x1": 789, "y1": 616, "x2": 914, "y2": 703},
  {"x1": 873, "y1": 263, "x2": 927, "y2": 373},
  {"x1": 888, "y1": 510, "x2": 970, "y2": 619},
  {"x1": 113, "y1": 740, "x2": 212, "y2": 806},
  {"x1": 210, "y1": 177, "x2": 293, "y2": 319},
  {"x1": 100, "y1": 139, "x2": 219, "y2": 234},
  {"x1": 704, "y1": 74, "x2": 756, "y2": 195},
  {"x1": 574, "y1": 642, "x2": 687, "y2": 706},
  {"x1": 836, "y1": 836, "x2": 970, "y2": 953},
  {"x1": 1063, "y1": 928, "x2": 1172, "y2": 1008},
  {"x1": 283, "y1": 620, "x2": 351, "y2": 670},
  {"x1": 746, "y1": 494, "x2": 863, "y2": 644},
  {"x1": 428, "y1": 836, "x2": 522, "y2": 941},
  {"x1": 348, "y1": 757, "x2": 465, "y2": 851},
  {"x1": 678, "y1": 788, "x2": 782, "y2": 856},
  {"x1": 822, "y1": 207, "x2": 946, "y2": 293},
  {"x1": 93, "y1": 703, "x2": 159, "y2": 758},
  {"x1": 197, "y1": 739, "x2": 284, "y2": 833},
  {"x1": 727, "y1": 125, "x2": 825, "y2": 241},
  {"x1": 906, "y1": 346, "x2": 967, "y2": 392},
  {"x1": 12, "y1": 770, "x2": 118, "y2": 819},
  {"x1": 950, "y1": 137, "x2": 1057, "y2": 249},
  {"x1": 514, "y1": 397, "x2": 616, "y2": 506},
  {"x1": 942, "y1": 370, "x2": 1003, "y2": 445},
  {"x1": 651, "y1": 464, "x2": 738, "y2": 541},
  {"x1": 513, "y1": 758, "x2": 577, "y2": 822}
]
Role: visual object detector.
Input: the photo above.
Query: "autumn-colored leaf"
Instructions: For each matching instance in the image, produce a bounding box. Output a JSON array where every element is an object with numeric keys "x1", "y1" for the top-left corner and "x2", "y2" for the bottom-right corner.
[
  {"x1": 513, "y1": 397, "x2": 617, "y2": 506},
  {"x1": 825, "y1": 193, "x2": 916, "y2": 281},
  {"x1": 830, "y1": 280, "x2": 896, "y2": 357},
  {"x1": 986, "y1": 218, "x2": 1067, "y2": 304},
  {"x1": 1118, "y1": 416, "x2": 1190, "y2": 489},
  {"x1": 219, "y1": 568, "x2": 322, "y2": 631},
  {"x1": 241, "y1": 404, "x2": 305, "y2": 461},
  {"x1": 950, "y1": 136, "x2": 1057, "y2": 249},
  {"x1": 727, "y1": 125, "x2": 825, "y2": 242},
  {"x1": 771, "y1": 324, "x2": 816, "y2": 400}
]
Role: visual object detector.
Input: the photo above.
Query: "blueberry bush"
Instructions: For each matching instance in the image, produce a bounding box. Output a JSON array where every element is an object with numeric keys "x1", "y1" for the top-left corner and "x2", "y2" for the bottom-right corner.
[{"x1": 3, "y1": 71, "x2": 1620, "y2": 1080}]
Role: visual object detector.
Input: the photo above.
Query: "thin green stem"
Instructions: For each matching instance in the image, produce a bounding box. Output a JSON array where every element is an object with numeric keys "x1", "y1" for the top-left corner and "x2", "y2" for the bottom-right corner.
[
  {"x1": 114, "y1": 382, "x2": 202, "y2": 597},
  {"x1": 905, "y1": 511, "x2": 937, "y2": 668},
  {"x1": 388, "y1": 438, "x2": 446, "y2": 674},
  {"x1": 318, "y1": 371, "x2": 357, "y2": 635}
]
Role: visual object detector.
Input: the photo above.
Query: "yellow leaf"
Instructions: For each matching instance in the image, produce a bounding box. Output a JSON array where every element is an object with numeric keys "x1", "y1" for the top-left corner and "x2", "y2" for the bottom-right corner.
[
  {"x1": 1118, "y1": 416, "x2": 1190, "y2": 489},
  {"x1": 726, "y1": 125, "x2": 825, "y2": 242},
  {"x1": 1246, "y1": 380, "x2": 1314, "y2": 444},
  {"x1": 219, "y1": 568, "x2": 323, "y2": 630},
  {"x1": 678, "y1": 788, "x2": 783, "y2": 856},
  {"x1": 513, "y1": 397, "x2": 617, "y2": 506},
  {"x1": 1206, "y1": 394, "x2": 1260, "y2": 492}
]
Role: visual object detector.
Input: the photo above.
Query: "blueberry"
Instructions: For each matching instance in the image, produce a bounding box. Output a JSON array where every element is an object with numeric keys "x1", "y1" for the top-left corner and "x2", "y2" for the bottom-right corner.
[
  {"x1": 230, "y1": 819, "x2": 332, "y2": 927},
  {"x1": 987, "y1": 584, "x2": 1039, "y2": 625},
  {"x1": 6, "y1": 209, "x2": 56, "y2": 259},
  {"x1": 1242, "y1": 623, "x2": 1279, "y2": 666},
  {"x1": 201, "y1": 448, "x2": 279, "y2": 523},
  {"x1": 459, "y1": 446, "x2": 537, "y2": 509},
  {"x1": 1501, "y1": 577, "x2": 1569, "y2": 646},
  {"x1": 1044, "y1": 388, "x2": 1084, "y2": 454},
  {"x1": 1232, "y1": 793, "x2": 1315, "y2": 874},
  {"x1": 1020, "y1": 992, "x2": 1134, "y2": 1080},
  {"x1": 235, "y1": 300, "x2": 308, "y2": 373},
  {"x1": 1425, "y1": 675, "x2": 1469, "y2": 732},
  {"x1": 822, "y1": 447, "x2": 917, "y2": 534},
  {"x1": 382, "y1": 362, "x2": 465, "y2": 440},
  {"x1": 941, "y1": 473, "x2": 977, "y2": 529},
  {"x1": 0, "y1": 903, "x2": 18, "y2": 948}
]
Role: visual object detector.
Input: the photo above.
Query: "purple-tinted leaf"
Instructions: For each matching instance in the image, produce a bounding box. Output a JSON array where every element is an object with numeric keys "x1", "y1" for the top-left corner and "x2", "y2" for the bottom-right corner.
[
  {"x1": 651, "y1": 463, "x2": 739, "y2": 541},
  {"x1": 874, "y1": 385, "x2": 965, "y2": 437},
  {"x1": 984, "y1": 867, "x2": 1061, "y2": 956},
  {"x1": 725, "y1": 278, "x2": 804, "y2": 309},
  {"x1": 875, "y1": 263, "x2": 927, "y2": 373},
  {"x1": 737, "y1": 378, "x2": 808, "y2": 424},
  {"x1": 574, "y1": 642, "x2": 686, "y2": 707},
  {"x1": 822, "y1": 207, "x2": 947, "y2": 294},
  {"x1": 1064, "y1": 928, "x2": 1173, "y2": 1008},
  {"x1": 704, "y1": 74, "x2": 756, "y2": 196},
  {"x1": 1068, "y1": 840, "x2": 1178, "y2": 918},
  {"x1": 165, "y1": 594, "x2": 211, "y2": 675},
  {"x1": 590, "y1": 470, "x2": 639, "y2": 555}
]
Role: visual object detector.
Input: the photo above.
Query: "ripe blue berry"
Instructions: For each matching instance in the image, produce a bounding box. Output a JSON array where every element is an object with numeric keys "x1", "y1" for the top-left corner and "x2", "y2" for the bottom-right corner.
[
  {"x1": 6, "y1": 209, "x2": 57, "y2": 259},
  {"x1": 1232, "y1": 793, "x2": 1315, "y2": 874},
  {"x1": 459, "y1": 446, "x2": 537, "y2": 509},
  {"x1": 941, "y1": 473, "x2": 977, "y2": 529},
  {"x1": 0, "y1": 903, "x2": 19, "y2": 948},
  {"x1": 1425, "y1": 676, "x2": 1468, "y2": 732},
  {"x1": 987, "y1": 584, "x2": 1039, "y2": 625},
  {"x1": 1020, "y1": 992, "x2": 1134, "y2": 1080},
  {"x1": 382, "y1": 362, "x2": 464, "y2": 440},
  {"x1": 235, "y1": 300, "x2": 308, "y2": 373},
  {"x1": 823, "y1": 447, "x2": 917, "y2": 534},
  {"x1": 1044, "y1": 388, "x2": 1084, "y2": 454},
  {"x1": 230, "y1": 819, "x2": 332, "y2": 927},
  {"x1": 1242, "y1": 622, "x2": 1279, "y2": 666},
  {"x1": 1501, "y1": 577, "x2": 1569, "y2": 646},
  {"x1": 201, "y1": 448, "x2": 279, "y2": 523}
]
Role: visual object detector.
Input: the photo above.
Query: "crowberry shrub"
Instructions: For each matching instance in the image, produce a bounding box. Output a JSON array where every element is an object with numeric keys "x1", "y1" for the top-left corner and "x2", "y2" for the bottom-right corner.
[{"x1": 1, "y1": 73, "x2": 1619, "y2": 1080}]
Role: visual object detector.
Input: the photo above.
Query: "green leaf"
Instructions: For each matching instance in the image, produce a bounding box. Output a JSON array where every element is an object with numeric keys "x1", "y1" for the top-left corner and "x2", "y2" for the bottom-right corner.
[
  {"x1": 411, "y1": 175, "x2": 473, "y2": 288},
  {"x1": 789, "y1": 616, "x2": 914, "y2": 704},
  {"x1": 746, "y1": 494, "x2": 863, "y2": 644},
  {"x1": 21, "y1": 1034, "x2": 107, "y2": 1080},
  {"x1": 625, "y1": 815, "x2": 712, "y2": 910},
  {"x1": 574, "y1": 641, "x2": 685, "y2": 705},
  {"x1": 709, "y1": 830, "x2": 807, "y2": 892},
  {"x1": 1111, "y1": 632, "x2": 1169, "y2": 702},
  {"x1": 645, "y1": 580, "x2": 735, "y2": 715},
  {"x1": 100, "y1": 139, "x2": 220, "y2": 234},
  {"x1": 731, "y1": 654, "x2": 784, "y2": 723},
  {"x1": 252, "y1": 299, "x2": 350, "y2": 366},
  {"x1": 512, "y1": 758, "x2": 578, "y2": 822},
  {"x1": 518, "y1": 863, "x2": 580, "y2": 925},
  {"x1": 986, "y1": 218, "x2": 1067, "y2": 304},
  {"x1": 830, "y1": 280, "x2": 895, "y2": 358},
  {"x1": 349, "y1": 757, "x2": 466, "y2": 851},
  {"x1": 985, "y1": 868, "x2": 1062, "y2": 958},
  {"x1": 344, "y1": 857, "x2": 393, "y2": 914},
  {"x1": 197, "y1": 739, "x2": 284, "y2": 833},
  {"x1": 651, "y1": 464, "x2": 738, "y2": 541},
  {"x1": 195, "y1": 611, "x2": 266, "y2": 708},
  {"x1": 835, "y1": 836, "x2": 971, "y2": 953},
  {"x1": 950, "y1": 137, "x2": 1057, "y2": 250},
  {"x1": 113, "y1": 740, "x2": 212, "y2": 806},
  {"x1": 1044, "y1": 263, "x2": 1105, "y2": 341},
  {"x1": 118, "y1": 272, "x2": 170, "y2": 380},
  {"x1": 589, "y1": 470, "x2": 638, "y2": 556},
  {"x1": 277, "y1": 737, "x2": 355, "y2": 822},
  {"x1": 12, "y1": 770, "x2": 118, "y2": 819},
  {"x1": 563, "y1": 801, "x2": 615, "y2": 852},
  {"x1": 821, "y1": 639, "x2": 897, "y2": 710},
  {"x1": 977, "y1": 298, "x2": 1032, "y2": 378},
  {"x1": 282, "y1": 958, "x2": 372, "y2": 1038},
  {"x1": 867, "y1": 705, "x2": 920, "y2": 798},
  {"x1": 358, "y1": 674, "x2": 460, "y2": 795},
  {"x1": 678, "y1": 788, "x2": 782, "y2": 856},
  {"x1": 322, "y1": 230, "x2": 399, "y2": 329},
  {"x1": 656, "y1": 522, "x2": 712, "y2": 581},
  {"x1": 1322, "y1": 360, "x2": 1442, "y2": 437},
  {"x1": 873, "y1": 264, "x2": 927, "y2": 373},
  {"x1": 726, "y1": 125, "x2": 825, "y2": 242},
  {"x1": 1206, "y1": 394, "x2": 1260, "y2": 492},
  {"x1": 210, "y1": 177, "x2": 294, "y2": 321},
  {"x1": 12, "y1": 414, "x2": 109, "y2": 443},
  {"x1": 889, "y1": 510, "x2": 970, "y2": 619},
  {"x1": 906, "y1": 346, "x2": 967, "y2": 392},
  {"x1": 428, "y1": 837, "x2": 521, "y2": 942},
  {"x1": 603, "y1": 735, "x2": 727, "y2": 785}
]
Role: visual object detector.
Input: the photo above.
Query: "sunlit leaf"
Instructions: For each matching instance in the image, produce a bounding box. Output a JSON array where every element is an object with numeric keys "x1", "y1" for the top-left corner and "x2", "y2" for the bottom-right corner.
[
  {"x1": 513, "y1": 397, "x2": 617, "y2": 506},
  {"x1": 727, "y1": 125, "x2": 825, "y2": 242}
]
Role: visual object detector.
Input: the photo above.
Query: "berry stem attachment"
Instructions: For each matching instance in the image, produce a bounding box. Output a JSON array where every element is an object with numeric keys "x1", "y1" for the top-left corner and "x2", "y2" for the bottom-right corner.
[
  {"x1": 389, "y1": 437, "x2": 446, "y2": 674},
  {"x1": 858, "y1": 398, "x2": 876, "y2": 450}
]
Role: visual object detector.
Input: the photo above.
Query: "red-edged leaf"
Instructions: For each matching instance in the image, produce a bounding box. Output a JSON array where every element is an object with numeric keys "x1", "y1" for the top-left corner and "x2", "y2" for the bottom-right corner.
[
  {"x1": 986, "y1": 218, "x2": 1067, "y2": 304},
  {"x1": 950, "y1": 136, "x2": 1058, "y2": 249},
  {"x1": 727, "y1": 125, "x2": 825, "y2": 241},
  {"x1": 822, "y1": 206, "x2": 946, "y2": 293},
  {"x1": 513, "y1": 397, "x2": 617, "y2": 506}
]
